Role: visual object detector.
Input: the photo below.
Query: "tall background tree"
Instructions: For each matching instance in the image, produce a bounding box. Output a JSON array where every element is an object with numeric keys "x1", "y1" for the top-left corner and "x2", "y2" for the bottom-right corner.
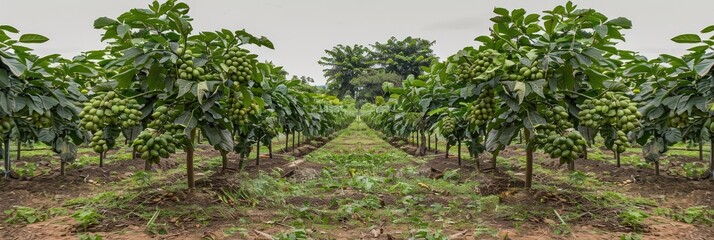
[
  {"x1": 350, "y1": 69, "x2": 403, "y2": 107},
  {"x1": 371, "y1": 36, "x2": 438, "y2": 78},
  {"x1": 318, "y1": 44, "x2": 373, "y2": 98}
]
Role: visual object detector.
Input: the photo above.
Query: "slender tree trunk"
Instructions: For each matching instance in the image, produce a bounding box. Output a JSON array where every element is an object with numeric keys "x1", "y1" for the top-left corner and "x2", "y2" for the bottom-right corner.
[
  {"x1": 60, "y1": 161, "x2": 65, "y2": 176},
  {"x1": 186, "y1": 129, "x2": 196, "y2": 189},
  {"x1": 525, "y1": 129, "x2": 533, "y2": 189},
  {"x1": 519, "y1": 130, "x2": 523, "y2": 144},
  {"x1": 3, "y1": 138, "x2": 10, "y2": 178},
  {"x1": 220, "y1": 150, "x2": 228, "y2": 172},
  {"x1": 445, "y1": 142, "x2": 450, "y2": 158},
  {"x1": 427, "y1": 132, "x2": 431, "y2": 151},
  {"x1": 133, "y1": 146, "x2": 138, "y2": 161},
  {"x1": 616, "y1": 151, "x2": 621, "y2": 168},
  {"x1": 422, "y1": 131, "x2": 427, "y2": 155},
  {"x1": 256, "y1": 140, "x2": 260, "y2": 166},
  {"x1": 285, "y1": 130, "x2": 289, "y2": 152},
  {"x1": 269, "y1": 140, "x2": 273, "y2": 159},
  {"x1": 292, "y1": 130, "x2": 296, "y2": 150},
  {"x1": 655, "y1": 161, "x2": 660, "y2": 176},
  {"x1": 144, "y1": 159, "x2": 151, "y2": 171},
  {"x1": 568, "y1": 160, "x2": 574, "y2": 172},
  {"x1": 434, "y1": 135, "x2": 438, "y2": 154},
  {"x1": 457, "y1": 139, "x2": 462, "y2": 166},
  {"x1": 699, "y1": 141, "x2": 703, "y2": 162},
  {"x1": 583, "y1": 147, "x2": 588, "y2": 161},
  {"x1": 99, "y1": 151, "x2": 104, "y2": 168},
  {"x1": 237, "y1": 153, "x2": 245, "y2": 171},
  {"x1": 492, "y1": 152, "x2": 497, "y2": 171},
  {"x1": 16, "y1": 140, "x2": 20, "y2": 161},
  {"x1": 584, "y1": 128, "x2": 589, "y2": 160},
  {"x1": 709, "y1": 140, "x2": 714, "y2": 180}
]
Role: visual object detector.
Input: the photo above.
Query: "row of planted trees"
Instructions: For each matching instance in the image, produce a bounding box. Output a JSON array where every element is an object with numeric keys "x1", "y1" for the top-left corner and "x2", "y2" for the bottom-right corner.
[
  {"x1": 363, "y1": 1, "x2": 714, "y2": 189},
  {"x1": 0, "y1": 0, "x2": 355, "y2": 188}
]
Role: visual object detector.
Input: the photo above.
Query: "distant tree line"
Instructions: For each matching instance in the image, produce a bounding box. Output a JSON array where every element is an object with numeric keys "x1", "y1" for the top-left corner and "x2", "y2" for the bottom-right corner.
[{"x1": 318, "y1": 37, "x2": 438, "y2": 106}]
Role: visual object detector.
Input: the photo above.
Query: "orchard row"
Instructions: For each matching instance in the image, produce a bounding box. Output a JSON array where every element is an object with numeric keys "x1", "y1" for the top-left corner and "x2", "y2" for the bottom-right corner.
[
  {"x1": 362, "y1": 2, "x2": 714, "y2": 188},
  {"x1": 0, "y1": 0, "x2": 354, "y2": 188}
]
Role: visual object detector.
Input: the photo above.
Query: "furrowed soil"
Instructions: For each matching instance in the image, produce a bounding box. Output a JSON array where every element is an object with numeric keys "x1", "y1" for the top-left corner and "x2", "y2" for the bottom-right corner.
[{"x1": 1, "y1": 121, "x2": 713, "y2": 239}]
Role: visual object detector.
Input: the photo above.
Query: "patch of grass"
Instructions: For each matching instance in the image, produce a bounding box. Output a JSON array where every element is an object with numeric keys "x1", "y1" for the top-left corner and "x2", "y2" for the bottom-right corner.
[
  {"x1": 672, "y1": 206, "x2": 714, "y2": 225},
  {"x1": 72, "y1": 208, "x2": 103, "y2": 230},
  {"x1": 619, "y1": 208, "x2": 648, "y2": 230}
]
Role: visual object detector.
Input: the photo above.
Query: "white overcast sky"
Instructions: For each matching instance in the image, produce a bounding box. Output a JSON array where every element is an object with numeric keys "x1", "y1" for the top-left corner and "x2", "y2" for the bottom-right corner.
[{"x1": 2, "y1": 0, "x2": 713, "y2": 85}]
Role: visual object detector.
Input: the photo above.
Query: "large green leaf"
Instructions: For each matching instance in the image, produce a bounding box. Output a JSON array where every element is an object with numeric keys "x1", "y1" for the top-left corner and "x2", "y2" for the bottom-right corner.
[
  {"x1": 671, "y1": 34, "x2": 701, "y2": 43},
  {"x1": 694, "y1": 57, "x2": 714, "y2": 76},
  {"x1": 19, "y1": 34, "x2": 49, "y2": 43},
  {"x1": 93, "y1": 17, "x2": 118, "y2": 28}
]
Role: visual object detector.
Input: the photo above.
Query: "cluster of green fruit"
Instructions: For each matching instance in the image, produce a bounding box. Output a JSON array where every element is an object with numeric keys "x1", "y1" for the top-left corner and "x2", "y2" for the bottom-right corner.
[
  {"x1": 223, "y1": 47, "x2": 254, "y2": 90},
  {"x1": 611, "y1": 130, "x2": 630, "y2": 153},
  {"x1": 455, "y1": 50, "x2": 498, "y2": 83},
  {"x1": 133, "y1": 129, "x2": 180, "y2": 163},
  {"x1": 25, "y1": 111, "x2": 52, "y2": 128},
  {"x1": 440, "y1": 116, "x2": 456, "y2": 136},
  {"x1": 543, "y1": 106, "x2": 574, "y2": 129},
  {"x1": 465, "y1": 89, "x2": 496, "y2": 127},
  {"x1": 542, "y1": 129, "x2": 587, "y2": 160},
  {"x1": 668, "y1": 111, "x2": 689, "y2": 129},
  {"x1": 79, "y1": 91, "x2": 142, "y2": 131},
  {"x1": 176, "y1": 49, "x2": 219, "y2": 81},
  {"x1": 226, "y1": 93, "x2": 259, "y2": 126},
  {"x1": 578, "y1": 92, "x2": 641, "y2": 131},
  {"x1": 502, "y1": 65, "x2": 545, "y2": 81},
  {"x1": 147, "y1": 105, "x2": 184, "y2": 136},
  {"x1": 0, "y1": 117, "x2": 15, "y2": 134},
  {"x1": 88, "y1": 131, "x2": 108, "y2": 153}
]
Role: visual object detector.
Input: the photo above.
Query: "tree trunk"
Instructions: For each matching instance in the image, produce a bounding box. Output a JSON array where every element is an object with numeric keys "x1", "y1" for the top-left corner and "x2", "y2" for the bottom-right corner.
[
  {"x1": 238, "y1": 153, "x2": 245, "y2": 171},
  {"x1": 616, "y1": 151, "x2": 621, "y2": 168},
  {"x1": 256, "y1": 140, "x2": 260, "y2": 166},
  {"x1": 292, "y1": 130, "x2": 296, "y2": 150},
  {"x1": 3, "y1": 138, "x2": 10, "y2": 178},
  {"x1": 60, "y1": 161, "x2": 65, "y2": 176},
  {"x1": 421, "y1": 131, "x2": 427, "y2": 155},
  {"x1": 583, "y1": 147, "x2": 588, "y2": 160},
  {"x1": 699, "y1": 141, "x2": 703, "y2": 162},
  {"x1": 457, "y1": 139, "x2": 462, "y2": 166},
  {"x1": 144, "y1": 159, "x2": 151, "y2": 171},
  {"x1": 445, "y1": 142, "x2": 450, "y2": 158},
  {"x1": 492, "y1": 152, "x2": 497, "y2": 171},
  {"x1": 220, "y1": 150, "x2": 228, "y2": 172},
  {"x1": 186, "y1": 128, "x2": 196, "y2": 189},
  {"x1": 655, "y1": 160, "x2": 660, "y2": 176},
  {"x1": 16, "y1": 140, "x2": 20, "y2": 161},
  {"x1": 434, "y1": 135, "x2": 438, "y2": 154},
  {"x1": 269, "y1": 140, "x2": 273, "y2": 159},
  {"x1": 426, "y1": 132, "x2": 430, "y2": 151},
  {"x1": 709, "y1": 139, "x2": 714, "y2": 180},
  {"x1": 99, "y1": 151, "x2": 104, "y2": 168},
  {"x1": 525, "y1": 129, "x2": 533, "y2": 189},
  {"x1": 568, "y1": 160, "x2": 574, "y2": 172},
  {"x1": 285, "y1": 130, "x2": 289, "y2": 152}
]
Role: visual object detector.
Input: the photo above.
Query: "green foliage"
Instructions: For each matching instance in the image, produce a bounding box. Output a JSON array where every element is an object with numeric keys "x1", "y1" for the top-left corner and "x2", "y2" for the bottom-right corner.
[
  {"x1": 319, "y1": 44, "x2": 374, "y2": 98},
  {"x1": 619, "y1": 208, "x2": 648, "y2": 229},
  {"x1": 4, "y1": 206, "x2": 45, "y2": 224},
  {"x1": 78, "y1": 234, "x2": 103, "y2": 240},
  {"x1": 371, "y1": 36, "x2": 438, "y2": 78},
  {"x1": 673, "y1": 206, "x2": 714, "y2": 224},
  {"x1": 72, "y1": 208, "x2": 103, "y2": 230},
  {"x1": 408, "y1": 229, "x2": 448, "y2": 240}
]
